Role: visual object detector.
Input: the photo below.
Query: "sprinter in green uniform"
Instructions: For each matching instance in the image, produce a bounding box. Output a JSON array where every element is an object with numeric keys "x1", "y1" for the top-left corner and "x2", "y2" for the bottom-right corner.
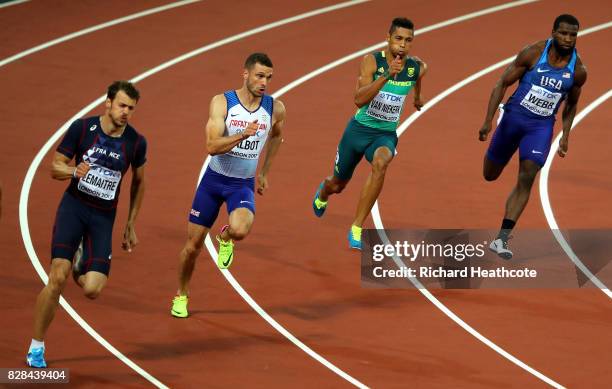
[{"x1": 312, "y1": 17, "x2": 427, "y2": 249}]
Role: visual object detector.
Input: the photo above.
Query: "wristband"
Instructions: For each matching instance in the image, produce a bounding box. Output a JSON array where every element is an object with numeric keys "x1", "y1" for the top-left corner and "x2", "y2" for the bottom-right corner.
[{"x1": 382, "y1": 70, "x2": 392, "y2": 80}]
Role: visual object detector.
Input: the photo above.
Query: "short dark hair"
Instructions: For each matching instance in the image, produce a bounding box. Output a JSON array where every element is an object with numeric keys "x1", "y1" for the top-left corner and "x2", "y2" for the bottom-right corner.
[
  {"x1": 553, "y1": 14, "x2": 579, "y2": 30},
  {"x1": 244, "y1": 52, "x2": 273, "y2": 69},
  {"x1": 389, "y1": 17, "x2": 414, "y2": 34},
  {"x1": 107, "y1": 81, "x2": 140, "y2": 102}
]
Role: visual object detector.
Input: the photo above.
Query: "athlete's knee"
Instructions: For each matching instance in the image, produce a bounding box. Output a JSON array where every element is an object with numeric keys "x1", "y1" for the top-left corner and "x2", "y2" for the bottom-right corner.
[
  {"x1": 229, "y1": 224, "x2": 250, "y2": 241},
  {"x1": 372, "y1": 156, "x2": 391, "y2": 175},
  {"x1": 47, "y1": 261, "x2": 70, "y2": 295},
  {"x1": 517, "y1": 172, "x2": 537, "y2": 189},
  {"x1": 183, "y1": 239, "x2": 203, "y2": 258},
  {"x1": 483, "y1": 158, "x2": 504, "y2": 181},
  {"x1": 326, "y1": 177, "x2": 347, "y2": 194},
  {"x1": 83, "y1": 285, "x2": 103, "y2": 300},
  {"x1": 517, "y1": 166, "x2": 539, "y2": 188}
]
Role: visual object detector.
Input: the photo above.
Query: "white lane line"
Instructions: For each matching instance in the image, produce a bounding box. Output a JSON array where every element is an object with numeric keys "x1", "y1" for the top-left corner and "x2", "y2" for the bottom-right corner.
[
  {"x1": 131, "y1": 0, "x2": 369, "y2": 83},
  {"x1": 0, "y1": 0, "x2": 29, "y2": 9},
  {"x1": 371, "y1": 21, "x2": 612, "y2": 388},
  {"x1": 0, "y1": 0, "x2": 203, "y2": 69},
  {"x1": 196, "y1": 1, "x2": 543, "y2": 386},
  {"x1": 18, "y1": 1, "x2": 370, "y2": 388},
  {"x1": 19, "y1": 0, "x2": 540, "y2": 386},
  {"x1": 275, "y1": 0, "x2": 539, "y2": 97},
  {"x1": 539, "y1": 90, "x2": 612, "y2": 298}
]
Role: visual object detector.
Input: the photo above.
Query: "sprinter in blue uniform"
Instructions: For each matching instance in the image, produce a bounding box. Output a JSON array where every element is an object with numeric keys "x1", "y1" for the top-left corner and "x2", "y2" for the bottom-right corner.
[{"x1": 478, "y1": 14, "x2": 587, "y2": 259}]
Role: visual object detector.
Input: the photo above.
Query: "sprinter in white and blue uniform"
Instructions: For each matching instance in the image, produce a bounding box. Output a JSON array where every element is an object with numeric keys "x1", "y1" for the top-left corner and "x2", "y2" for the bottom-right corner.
[
  {"x1": 171, "y1": 53, "x2": 286, "y2": 318},
  {"x1": 478, "y1": 14, "x2": 587, "y2": 259}
]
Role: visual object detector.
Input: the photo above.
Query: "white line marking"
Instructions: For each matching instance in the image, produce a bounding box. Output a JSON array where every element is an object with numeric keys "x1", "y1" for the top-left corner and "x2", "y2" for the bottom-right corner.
[
  {"x1": 19, "y1": 172, "x2": 169, "y2": 386},
  {"x1": 275, "y1": 0, "x2": 539, "y2": 97},
  {"x1": 370, "y1": 21, "x2": 612, "y2": 388},
  {"x1": 18, "y1": 0, "x2": 545, "y2": 386},
  {"x1": 131, "y1": 0, "x2": 369, "y2": 83},
  {"x1": 18, "y1": 1, "x2": 369, "y2": 387},
  {"x1": 0, "y1": 0, "x2": 203, "y2": 69},
  {"x1": 0, "y1": 0, "x2": 29, "y2": 9},
  {"x1": 199, "y1": 1, "x2": 544, "y2": 386},
  {"x1": 539, "y1": 90, "x2": 612, "y2": 298}
]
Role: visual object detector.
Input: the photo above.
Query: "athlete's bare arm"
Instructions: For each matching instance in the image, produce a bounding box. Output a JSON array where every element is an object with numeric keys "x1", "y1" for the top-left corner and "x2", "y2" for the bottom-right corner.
[
  {"x1": 257, "y1": 99, "x2": 286, "y2": 195},
  {"x1": 558, "y1": 58, "x2": 587, "y2": 157},
  {"x1": 50, "y1": 152, "x2": 90, "y2": 180},
  {"x1": 206, "y1": 94, "x2": 257, "y2": 155},
  {"x1": 478, "y1": 42, "x2": 543, "y2": 141},
  {"x1": 354, "y1": 54, "x2": 402, "y2": 108},
  {"x1": 413, "y1": 57, "x2": 428, "y2": 111},
  {"x1": 123, "y1": 164, "x2": 145, "y2": 252}
]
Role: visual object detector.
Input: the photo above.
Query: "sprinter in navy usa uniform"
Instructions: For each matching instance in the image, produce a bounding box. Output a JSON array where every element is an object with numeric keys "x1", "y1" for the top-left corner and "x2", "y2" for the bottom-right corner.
[
  {"x1": 27, "y1": 81, "x2": 147, "y2": 368},
  {"x1": 478, "y1": 14, "x2": 586, "y2": 259}
]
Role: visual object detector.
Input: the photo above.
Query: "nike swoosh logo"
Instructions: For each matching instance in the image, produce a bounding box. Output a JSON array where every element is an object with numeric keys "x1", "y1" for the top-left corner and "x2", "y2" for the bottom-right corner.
[
  {"x1": 230, "y1": 113, "x2": 239, "y2": 117},
  {"x1": 222, "y1": 253, "x2": 233, "y2": 267},
  {"x1": 536, "y1": 68, "x2": 550, "y2": 73},
  {"x1": 532, "y1": 150, "x2": 543, "y2": 154},
  {"x1": 240, "y1": 200, "x2": 252, "y2": 204}
]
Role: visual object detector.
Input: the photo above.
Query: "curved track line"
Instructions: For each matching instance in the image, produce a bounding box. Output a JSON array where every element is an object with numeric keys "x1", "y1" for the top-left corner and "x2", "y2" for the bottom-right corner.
[
  {"x1": 196, "y1": 1, "x2": 543, "y2": 386},
  {"x1": 18, "y1": 1, "x2": 370, "y2": 387},
  {"x1": 370, "y1": 21, "x2": 612, "y2": 388},
  {"x1": 19, "y1": 1, "x2": 543, "y2": 386},
  {"x1": 275, "y1": 0, "x2": 539, "y2": 97},
  {"x1": 0, "y1": 0, "x2": 203, "y2": 69},
  {"x1": 0, "y1": 0, "x2": 29, "y2": 10},
  {"x1": 539, "y1": 90, "x2": 612, "y2": 298}
]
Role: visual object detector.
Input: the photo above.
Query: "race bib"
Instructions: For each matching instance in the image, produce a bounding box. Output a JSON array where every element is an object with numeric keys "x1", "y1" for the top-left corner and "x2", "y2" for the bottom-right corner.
[
  {"x1": 520, "y1": 85, "x2": 562, "y2": 117},
  {"x1": 77, "y1": 165, "x2": 122, "y2": 200},
  {"x1": 366, "y1": 91, "x2": 405, "y2": 122},
  {"x1": 228, "y1": 136, "x2": 266, "y2": 160}
]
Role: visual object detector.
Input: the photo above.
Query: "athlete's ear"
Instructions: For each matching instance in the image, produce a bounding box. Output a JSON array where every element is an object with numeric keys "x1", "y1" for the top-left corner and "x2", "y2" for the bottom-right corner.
[
  {"x1": 104, "y1": 98, "x2": 112, "y2": 110},
  {"x1": 243, "y1": 69, "x2": 248, "y2": 81}
]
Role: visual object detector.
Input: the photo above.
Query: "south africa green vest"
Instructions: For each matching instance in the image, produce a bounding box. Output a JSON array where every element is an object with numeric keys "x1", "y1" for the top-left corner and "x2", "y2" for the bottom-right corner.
[{"x1": 354, "y1": 51, "x2": 420, "y2": 131}]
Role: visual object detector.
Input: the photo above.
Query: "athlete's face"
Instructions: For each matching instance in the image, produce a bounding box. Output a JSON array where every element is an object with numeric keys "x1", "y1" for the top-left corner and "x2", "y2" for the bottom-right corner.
[
  {"x1": 244, "y1": 63, "x2": 273, "y2": 97},
  {"x1": 552, "y1": 22, "x2": 578, "y2": 56},
  {"x1": 105, "y1": 90, "x2": 137, "y2": 128},
  {"x1": 387, "y1": 27, "x2": 414, "y2": 58}
]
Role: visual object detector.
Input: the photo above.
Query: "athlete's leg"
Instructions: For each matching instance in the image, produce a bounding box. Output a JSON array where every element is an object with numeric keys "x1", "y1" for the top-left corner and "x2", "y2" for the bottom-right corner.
[
  {"x1": 483, "y1": 108, "x2": 522, "y2": 181},
  {"x1": 313, "y1": 119, "x2": 365, "y2": 216},
  {"x1": 504, "y1": 159, "x2": 541, "y2": 222},
  {"x1": 220, "y1": 207, "x2": 255, "y2": 242},
  {"x1": 319, "y1": 175, "x2": 349, "y2": 200},
  {"x1": 81, "y1": 272, "x2": 108, "y2": 300},
  {"x1": 172, "y1": 171, "x2": 223, "y2": 317},
  {"x1": 353, "y1": 146, "x2": 394, "y2": 227},
  {"x1": 33, "y1": 259, "x2": 72, "y2": 341},
  {"x1": 483, "y1": 156, "x2": 506, "y2": 181},
  {"x1": 177, "y1": 222, "x2": 210, "y2": 296}
]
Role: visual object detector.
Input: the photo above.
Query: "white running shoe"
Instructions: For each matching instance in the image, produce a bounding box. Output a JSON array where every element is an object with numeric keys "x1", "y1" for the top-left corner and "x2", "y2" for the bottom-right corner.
[{"x1": 489, "y1": 238, "x2": 513, "y2": 260}]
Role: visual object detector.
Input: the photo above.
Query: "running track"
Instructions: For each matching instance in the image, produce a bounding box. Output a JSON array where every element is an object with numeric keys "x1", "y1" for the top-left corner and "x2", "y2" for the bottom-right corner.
[{"x1": 0, "y1": 0, "x2": 611, "y2": 387}]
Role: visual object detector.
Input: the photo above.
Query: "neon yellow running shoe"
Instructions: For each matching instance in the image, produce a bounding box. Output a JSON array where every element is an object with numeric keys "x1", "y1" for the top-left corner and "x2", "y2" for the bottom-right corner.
[
  {"x1": 171, "y1": 295, "x2": 188, "y2": 318},
  {"x1": 217, "y1": 225, "x2": 234, "y2": 269}
]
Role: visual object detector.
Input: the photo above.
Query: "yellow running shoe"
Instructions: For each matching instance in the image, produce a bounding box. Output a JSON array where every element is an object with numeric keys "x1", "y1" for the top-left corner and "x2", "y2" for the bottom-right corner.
[
  {"x1": 171, "y1": 295, "x2": 188, "y2": 318},
  {"x1": 217, "y1": 225, "x2": 234, "y2": 269}
]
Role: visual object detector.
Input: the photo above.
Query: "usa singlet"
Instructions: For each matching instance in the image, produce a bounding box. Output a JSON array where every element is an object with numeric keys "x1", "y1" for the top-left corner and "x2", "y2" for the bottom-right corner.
[{"x1": 504, "y1": 39, "x2": 577, "y2": 119}]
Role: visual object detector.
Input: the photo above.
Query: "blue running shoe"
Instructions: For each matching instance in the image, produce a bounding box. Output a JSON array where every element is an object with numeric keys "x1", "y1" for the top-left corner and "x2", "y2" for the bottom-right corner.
[
  {"x1": 348, "y1": 227, "x2": 362, "y2": 250},
  {"x1": 26, "y1": 347, "x2": 47, "y2": 368},
  {"x1": 312, "y1": 182, "x2": 327, "y2": 217}
]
